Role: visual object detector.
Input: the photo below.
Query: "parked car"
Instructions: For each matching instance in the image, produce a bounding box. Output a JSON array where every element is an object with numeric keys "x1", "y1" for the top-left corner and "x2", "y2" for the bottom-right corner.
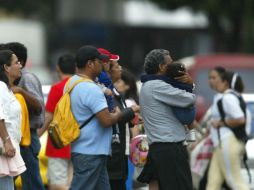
[
  {"x1": 191, "y1": 93, "x2": 254, "y2": 190},
  {"x1": 180, "y1": 54, "x2": 254, "y2": 120}
]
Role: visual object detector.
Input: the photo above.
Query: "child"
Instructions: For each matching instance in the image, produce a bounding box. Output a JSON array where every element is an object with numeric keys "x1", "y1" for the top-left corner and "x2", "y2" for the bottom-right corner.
[{"x1": 141, "y1": 61, "x2": 196, "y2": 125}]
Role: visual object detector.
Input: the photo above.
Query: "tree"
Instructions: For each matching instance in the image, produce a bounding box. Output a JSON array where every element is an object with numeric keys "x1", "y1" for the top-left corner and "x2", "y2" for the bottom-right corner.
[
  {"x1": 0, "y1": 0, "x2": 57, "y2": 22},
  {"x1": 149, "y1": 0, "x2": 254, "y2": 53}
]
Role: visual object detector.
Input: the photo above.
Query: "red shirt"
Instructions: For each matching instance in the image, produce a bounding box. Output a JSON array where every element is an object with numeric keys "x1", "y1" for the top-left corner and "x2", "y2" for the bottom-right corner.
[{"x1": 45, "y1": 78, "x2": 71, "y2": 159}]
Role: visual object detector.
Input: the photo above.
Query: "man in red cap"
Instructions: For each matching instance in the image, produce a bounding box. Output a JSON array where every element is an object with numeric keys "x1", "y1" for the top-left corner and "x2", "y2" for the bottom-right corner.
[
  {"x1": 97, "y1": 48, "x2": 120, "y2": 112},
  {"x1": 97, "y1": 48, "x2": 138, "y2": 190},
  {"x1": 98, "y1": 48, "x2": 120, "y2": 62}
]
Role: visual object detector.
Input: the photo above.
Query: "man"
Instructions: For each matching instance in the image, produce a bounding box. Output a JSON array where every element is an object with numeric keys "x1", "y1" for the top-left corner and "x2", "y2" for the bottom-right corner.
[
  {"x1": 37, "y1": 54, "x2": 76, "y2": 190},
  {"x1": 137, "y1": 49, "x2": 196, "y2": 190},
  {"x1": 5, "y1": 42, "x2": 45, "y2": 190},
  {"x1": 97, "y1": 48, "x2": 139, "y2": 190},
  {"x1": 97, "y1": 47, "x2": 120, "y2": 112},
  {"x1": 68, "y1": 45, "x2": 122, "y2": 190}
]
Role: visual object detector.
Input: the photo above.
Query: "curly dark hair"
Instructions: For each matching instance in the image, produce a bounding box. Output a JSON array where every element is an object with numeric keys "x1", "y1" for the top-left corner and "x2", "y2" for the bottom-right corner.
[{"x1": 144, "y1": 49, "x2": 170, "y2": 74}]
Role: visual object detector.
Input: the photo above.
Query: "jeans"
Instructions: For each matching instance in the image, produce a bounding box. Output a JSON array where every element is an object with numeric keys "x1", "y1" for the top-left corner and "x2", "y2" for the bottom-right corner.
[
  {"x1": 0, "y1": 176, "x2": 14, "y2": 190},
  {"x1": 69, "y1": 153, "x2": 110, "y2": 190},
  {"x1": 20, "y1": 129, "x2": 44, "y2": 190}
]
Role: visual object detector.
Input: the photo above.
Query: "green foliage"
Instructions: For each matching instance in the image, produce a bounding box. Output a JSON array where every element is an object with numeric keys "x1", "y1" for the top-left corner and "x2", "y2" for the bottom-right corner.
[
  {"x1": 150, "y1": 0, "x2": 254, "y2": 52},
  {"x1": 0, "y1": 0, "x2": 57, "y2": 21}
]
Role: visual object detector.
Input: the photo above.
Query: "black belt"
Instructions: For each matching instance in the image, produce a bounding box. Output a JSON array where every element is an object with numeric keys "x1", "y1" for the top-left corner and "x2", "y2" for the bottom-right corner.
[{"x1": 150, "y1": 141, "x2": 184, "y2": 147}]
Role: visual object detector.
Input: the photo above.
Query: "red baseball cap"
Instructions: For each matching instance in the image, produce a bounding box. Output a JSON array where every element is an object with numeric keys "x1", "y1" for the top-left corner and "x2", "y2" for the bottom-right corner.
[{"x1": 98, "y1": 48, "x2": 120, "y2": 62}]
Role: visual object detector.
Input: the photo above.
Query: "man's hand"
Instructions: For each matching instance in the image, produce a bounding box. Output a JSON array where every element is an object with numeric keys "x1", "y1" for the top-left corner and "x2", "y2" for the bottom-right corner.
[
  {"x1": 37, "y1": 112, "x2": 53, "y2": 137},
  {"x1": 174, "y1": 71, "x2": 193, "y2": 85},
  {"x1": 11, "y1": 86, "x2": 42, "y2": 113}
]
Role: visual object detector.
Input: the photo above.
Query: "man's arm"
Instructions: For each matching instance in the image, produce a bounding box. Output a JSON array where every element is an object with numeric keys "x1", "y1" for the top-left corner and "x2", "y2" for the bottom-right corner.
[
  {"x1": 153, "y1": 81, "x2": 196, "y2": 108},
  {"x1": 96, "y1": 107, "x2": 122, "y2": 128},
  {"x1": 37, "y1": 111, "x2": 53, "y2": 137},
  {"x1": 11, "y1": 86, "x2": 41, "y2": 113}
]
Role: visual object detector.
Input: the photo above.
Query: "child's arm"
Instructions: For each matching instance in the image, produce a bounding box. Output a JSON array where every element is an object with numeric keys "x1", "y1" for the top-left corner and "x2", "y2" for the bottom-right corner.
[{"x1": 97, "y1": 83, "x2": 113, "y2": 96}]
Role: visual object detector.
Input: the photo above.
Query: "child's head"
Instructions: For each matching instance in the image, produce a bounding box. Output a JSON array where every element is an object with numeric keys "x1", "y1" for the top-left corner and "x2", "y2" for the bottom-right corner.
[{"x1": 165, "y1": 61, "x2": 186, "y2": 78}]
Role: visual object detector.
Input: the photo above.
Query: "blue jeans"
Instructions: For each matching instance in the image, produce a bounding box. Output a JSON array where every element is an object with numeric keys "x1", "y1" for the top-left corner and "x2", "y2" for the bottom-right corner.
[
  {"x1": 0, "y1": 176, "x2": 14, "y2": 190},
  {"x1": 69, "y1": 153, "x2": 110, "y2": 190},
  {"x1": 20, "y1": 130, "x2": 44, "y2": 190}
]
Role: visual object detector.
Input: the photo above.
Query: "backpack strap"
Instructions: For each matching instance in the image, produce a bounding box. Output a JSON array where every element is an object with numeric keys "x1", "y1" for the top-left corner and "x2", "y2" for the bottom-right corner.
[
  {"x1": 217, "y1": 91, "x2": 248, "y2": 141},
  {"x1": 65, "y1": 77, "x2": 95, "y2": 129},
  {"x1": 216, "y1": 99, "x2": 224, "y2": 148},
  {"x1": 80, "y1": 114, "x2": 95, "y2": 129},
  {"x1": 66, "y1": 77, "x2": 93, "y2": 94}
]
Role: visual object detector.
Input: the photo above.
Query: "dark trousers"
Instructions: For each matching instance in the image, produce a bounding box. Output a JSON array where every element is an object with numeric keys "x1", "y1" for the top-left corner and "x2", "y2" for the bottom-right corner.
[
  {"x1": 138, "y1": 142, "x2": 193, "y2": 190},
  {"x1": 110, "y1": 179, "x2": 127, "y2": 190},
  {"x1": 69, "y1": 154, "x2": 110, "y2": 190},
  {"x1": 20, "y1": 130, "x2": 45, "y2": 190}
]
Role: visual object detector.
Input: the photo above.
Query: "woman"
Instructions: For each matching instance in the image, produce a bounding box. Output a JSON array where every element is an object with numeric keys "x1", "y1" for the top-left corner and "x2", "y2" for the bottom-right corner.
[
  {"x1": 0, "y1": 50, "x2": 26, "y2": 190},
  {"x1": 198, "y1": 67, "x2": 231, "y2": 190},
  {"x1": 115, "y1": 69, "x2": 141, "y2": 135},
  {"x1": 206, "y1": 68, "x2": 249, "y2": 190},
  {"x1": 115, "y1": 69, "x2": 144, "y2": 189},
  {"x1": 107, "y1": 61, "x2": 139, "y2": 190}
]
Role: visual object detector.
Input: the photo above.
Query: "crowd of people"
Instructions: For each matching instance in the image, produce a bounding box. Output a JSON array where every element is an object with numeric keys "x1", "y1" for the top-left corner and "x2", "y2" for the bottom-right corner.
[{"x1": 0, "y1": 42, "x2": 251, "y2": 190}]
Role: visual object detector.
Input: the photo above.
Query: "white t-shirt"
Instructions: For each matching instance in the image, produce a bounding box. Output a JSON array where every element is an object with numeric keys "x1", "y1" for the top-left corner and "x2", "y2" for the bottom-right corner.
[
  {"x1": 125, "y1": 98, "x2": 137, "y2": 155},
  {"x1": 0, "y1": 81, "x2": 22, "y2": 143},
  {"x1": 210, "y1": 90, "x2": 245, "y2": 147}
]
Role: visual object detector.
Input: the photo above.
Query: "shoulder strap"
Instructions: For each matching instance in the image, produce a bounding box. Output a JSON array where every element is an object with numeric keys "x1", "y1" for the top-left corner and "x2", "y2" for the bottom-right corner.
[
  {"x1": 66, "y1": 78, "x2": 93, "y2": 94},
  {"x1": 80, "y1": 114, "x2": 96, "y2": 129},
  {"x1": 217, "y1": 91, "x2": 246, "y2": 120},
  {"x1": 216, "y1": 98, "x2": 224, "y2": 148},
  {"x1": 66, "y1": 77, "x2": 95, "y2": 129},
  {"x1": 217, "y1": 98, "x2": 225, "y2": 121}
]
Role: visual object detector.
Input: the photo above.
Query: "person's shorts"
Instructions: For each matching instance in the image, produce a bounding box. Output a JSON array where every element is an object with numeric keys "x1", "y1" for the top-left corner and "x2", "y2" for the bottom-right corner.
[
  {"x1": 47, "y1": 157, "x2": 71, "y2": 185},
  {"x1": 137, "y1": 142, "x2": 193, "y2": 190}
]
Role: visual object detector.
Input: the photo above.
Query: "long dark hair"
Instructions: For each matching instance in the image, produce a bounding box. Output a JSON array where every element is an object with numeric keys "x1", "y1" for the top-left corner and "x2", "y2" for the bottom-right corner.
[
  {"x1": 0, "y1": 50, "x2": 14, "y2": 86},
  {"x1": 211, "y1": 67, "x2": 244, "y2": 93},
  {"x1": 212, "y1": 66, "x2": 227, "y2": 79},
  {"x1": 225, "y1": 71, "x2": 244, "y2": 93},
  {"x1": 121, "y1": 69, "x2": 139, "y2": 104}
]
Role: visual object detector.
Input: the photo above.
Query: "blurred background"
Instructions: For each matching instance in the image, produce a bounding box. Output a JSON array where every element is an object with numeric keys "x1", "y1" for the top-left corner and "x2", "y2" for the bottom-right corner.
[
  {"x1": 2, "y1": 1, "x2": 254, "y2": 189},
  {"x1": 1, "y1": 0, "x2": 253, "y2": 84}
]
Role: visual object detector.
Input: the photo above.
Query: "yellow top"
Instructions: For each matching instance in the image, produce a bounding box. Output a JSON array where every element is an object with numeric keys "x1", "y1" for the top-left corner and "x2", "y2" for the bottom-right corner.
[{"x1": 15, "y1": 93, "x2": 30, "y2": 146}]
